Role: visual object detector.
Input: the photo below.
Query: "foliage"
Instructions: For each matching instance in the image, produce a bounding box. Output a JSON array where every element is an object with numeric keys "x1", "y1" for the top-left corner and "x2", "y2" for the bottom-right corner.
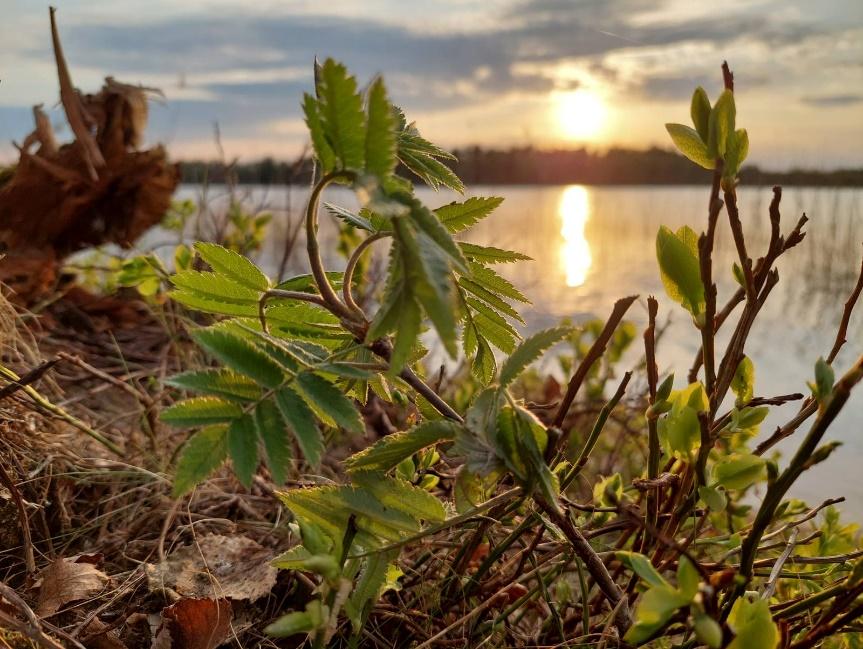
[{"x1": 159, "y1": 60, "x2": 863, "y2": 648}]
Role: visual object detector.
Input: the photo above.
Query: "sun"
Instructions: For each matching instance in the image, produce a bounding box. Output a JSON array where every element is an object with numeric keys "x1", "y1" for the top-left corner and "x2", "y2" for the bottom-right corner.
[{"x1": 555, "y1": 89, "x2": 606, "y2": 141}]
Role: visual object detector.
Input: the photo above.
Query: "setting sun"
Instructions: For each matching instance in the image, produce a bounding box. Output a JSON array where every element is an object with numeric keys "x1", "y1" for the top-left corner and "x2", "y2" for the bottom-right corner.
[{"x1": 555, "y1": 89, "x2": 606, "y2": 141}]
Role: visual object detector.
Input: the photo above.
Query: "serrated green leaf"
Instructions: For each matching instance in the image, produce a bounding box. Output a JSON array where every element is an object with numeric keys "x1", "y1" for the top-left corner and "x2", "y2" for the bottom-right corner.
[
  {"x1": 436, "y1": 196, "x2": 504, "y2": 233},
  {"x1": 459, "y1": 242, "x2": 531, "y2": 264},
  {"x1": 499, "y1": 327, "x2": 569, "y2": 388},
  {"x1": 316, "y1": 58, "x2": 366, "y2": 170},
  {"x1": 194, "y1": 242, "x2": 269, "y2": 291},
  {"x1": 407, "y1": 200, "x2": 468, "y2": 272},
  {"x1": 397, "y1": 126, "x2": 463, "y2": 192},
  {"x1": 296, "y1": 372, "x2": 364, "y2": 433},
  {"x1": 173, "y1": 425, "x2": 229, "y2": 496},
  {"x1": 666, "y1": 123, "x2": 715, "y2": 170},
  {"x1": 227, "y1": 413, "x2": 258, "y2": 488},
  {"x1": 467, "y1": 299, "x2": 519, "y2": 354},
  {"x1": 346, "y1": 551, "x2": 396, "y2": 632},
  {"x1": 459, "y1": 277, "x2": 525, "y2": 324},
  {"x1": 161, "y1": 396, "x2": 242, "y2": 427},
  {"x1": 691, "y1": 86, "x2": 711, "y2": 142},
  {"x1": 324, "y1": 202, "x2": 375, "y2": 232},
  {"x1": 255, "y1": 399, "x2": 292, "y2": 485},
  {"x1": 275, "y1": 386, "x2": 323, "y2": 467},
  {"x1": 166, "y1": 369, "x2": 262, "y2": 402},
  {"x1": 303, "y1": 92, "x2": 336, "y2": 173},
  {"x1": 352, "y1": 473, "x2": 446, "y2": 522},
  {"x1": 346, "y1": 420, "x2": 460, "y2": 473},
  {"x1": 656, "y1": 225, "x2": 705, "y2": 317},
  {"x1": 468, "y1": 262, "x2": 529, "y2": 303},
  {"x1": 170, "y1": 290, "x2": 260, "y2": 317},
  {"x1": 192, "y1": 327, "x2": 285, "y2": 389},
  {"x1": 171, "y1": 270, "x2": 262, "y2": 302},
  {"x1": 364, "y1": 77, "x2": 397, "y2": 178},
  {"x1": 389, "y1": 293, "x2": 422, "y2": 375}
]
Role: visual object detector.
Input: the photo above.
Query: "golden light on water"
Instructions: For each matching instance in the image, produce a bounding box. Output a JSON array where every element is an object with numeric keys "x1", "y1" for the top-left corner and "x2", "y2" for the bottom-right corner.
[
  {"x1": 559, "y1": 185, "x2": 592, "y2": 287},
  {"x1": 555, "y1": 89, "x2": 605, "y2": 141}
]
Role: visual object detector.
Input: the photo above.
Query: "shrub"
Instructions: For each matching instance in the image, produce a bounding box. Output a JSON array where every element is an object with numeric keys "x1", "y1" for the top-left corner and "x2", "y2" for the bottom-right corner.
[{"x1": 162, "y1": 60, "x2": 863, "y2": 647}]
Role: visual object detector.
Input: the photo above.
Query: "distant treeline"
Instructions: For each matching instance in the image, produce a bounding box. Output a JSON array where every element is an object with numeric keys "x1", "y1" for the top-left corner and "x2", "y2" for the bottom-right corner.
[{"x1": 177, "y1": 146, "x2": 863, "y2": 187}]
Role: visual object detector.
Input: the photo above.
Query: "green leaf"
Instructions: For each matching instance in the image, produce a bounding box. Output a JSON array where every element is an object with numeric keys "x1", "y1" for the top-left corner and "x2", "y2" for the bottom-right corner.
[
  {"x1": 346, "y1": 550, "x2": 396, "y2": 631},
  {"x1": 731, "y1": 355, "x2": 755, "y2": 406},
  {"x1": 625, "y1": 584, "x2": 691, "y2": 644},
  {"x1": 346, "y1": 420, "x2": 460, "y2": 473},
  {"x1": 659, "y1": 404, "x2": 700, "y2": 456},
  {"x1": 698, "y1": 485, "x2": 728, "y2": 512},
  {"x1": 192, "y1": 327, "x2": 285, "y2": 389},
  {"x1": 397, "y1": 123, "x2": 463, "y2": 192},
  {"x1": 364, "y1": 77, "x2": 397, "y2": 178},
  {"x1": 166, "y1": 369, "x2": 262, "y2": 402},
  {"x1": 193, "y1": 242, "x2": 270, "y2": 291},
  {"x1": 436, "y1": 197, "x2": 504, "y2": 233},
  {"x1": 724, "y1": 128, "x2": 749, "y2": 178},
  {"x1": 466, "y1": 298, "x2": 519, "y2": 353},
  {"x1": 694, "y1": 613, "x2": 723, "y2": 649},
  {"x1": 707, "y1": 89, "x2": 736, "y2": 159},
  {"x1": 459, "y1": 277, "x2": 526, "y2": 324},
  {"x1": 170, "y1": 290, "x2": 260, "y2": 317},
  {"x1": 173, "y1": 425, "x2": 229, "y2": 496},
  {"x1": 459, "y1": 242, "x2": 531, "y2": 264},
  {"x1": 275, "y1": 386, "x2": 324, "y2": 467},
  {"x1": 161, "y1": 396, "x2": 242, "y2": 427},
  {"x1": 617, "y1": 552, "x2": 668, "y2": 589},
  {"x1": 171, "y1": 270, "x2": 262, "y2": 303},
  {"x1": 498, "y1": 327, "x2": 569, "y2": 388},
  {"x1": 227, "y1": 413, "x2": 258, "y2": 488},
  {"x1": 296, "y1": 372, "x2": 364, "y2": 433},
  {"x1": 407, "y1": 199, "x2": 468, "y2": 272},
  {"x1": 690, "y1": 86, "x2": 711, "y2": 142},
  {"x1": 303, "y1": 92, "x2": 336, "y2": 173},
  {"x1": 255, "y1": 399, "x2": 292, "y2": 485},
  {"x1": 316, "y1": 58, "x2": 366, "y2": 170},
  {"x1": 389, "y1": 293, "x2": 422, "y2": 375},
  {"x1": 352, "y1": 473, "x2": 446, "y2": 523},
  {"x1": 727, "y1": 596, "x2": 779, "y2": 649},
  {"x1": 656, "y1": 225, "x2": 705, "y2": 317},
  {"x1": 677, "y1": 556, "x2": 699, "y2": 600},
  {"x1": 324, "y1": 202, "x2": 375, "y2": 232},
  {"x1": 713, "y1": 454, "x2": 766, "y2": 491},
  {"x1": 666, "y1": 123, "x2": 715, "y2": 170},
  {"x1": 813, "y1": 357, "x2": 835, "y2": 403},
  {"x1": 467, "y1": 262, "x2": 530, "y2": 303},
  {"x1": 265, "y1": 610, "x2": 316, "y2": 638}
]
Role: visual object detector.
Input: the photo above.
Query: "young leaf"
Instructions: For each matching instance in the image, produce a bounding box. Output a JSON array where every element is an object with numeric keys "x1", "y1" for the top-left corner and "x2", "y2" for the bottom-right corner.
[
  {"x1": 498, "y1": 327, "x2": 569, "y2": 388},
  {"x1": 364, "y1": 77, "x2": 397, "y2": 178},
  {"x1": 727, "y1": 596, "x2": 779, "y2": 649},
  {"x1": 161, "y1": 396, "x2": 242, "y2": 427},
  {"x1": 296, "y1": 372, "x2": 364, "y2": 433},
  {"x1": 713, "y1": 454, "x2": 766, "y2": 491},
  {"x1": 724, "y1": 128, "x2": 749, "y2": 178},
  {"x1": 227, "y1": 413, "x2": 258, "y2": 488},
  {"x1": 193, "y1": 242, "x2": 269, "y2": 291},
  {"x1": 459, "y1": 242, "x2": 531, "y2": 264},
  {"x1": 731, "y1": 355, "x2": 755, "y2": 406},
  {"x1": 254, "y1": 399, "x2": 292, "y2": 485},
  {"x1": 656, "y1": 225, "x2": 705, "y2": 317},
  {"x1": 173, "y1": 425, "x2": 229, "y2": 496},
  {"x1": 690, "y1": 86, "x2": 711, "y2": 142},
  {"x1": 698, "y1": 485, "x2": 728, "y2": 511},
  {"x1": 707, "y1": 89, "x2": 736, "y2": 159},
  {"x1": 677, "y1": 556, "x2": 699, "y2": 600},
  {"x1": 467, "y1": 262, "x2": 530, "y2": 304},
  {"x1": 265, "y1": 610, "x2": 316, "y2": 638},
  {"x1": 192, "y1": 327, "x2": 285, "y2": 389},
  {"x1": 316, "y1": 58, "x2": 366, "y2": 171},
  {"x1": 275, "y1": 387, "x2": 323, "y2": 468},
  {"x1": 624, "y1": 584, "x2": 691, "y2": 644},
  {"x1": 666, "y1": 123, "x2": 715, "y2": 170},
  {"x1": 617, "y1": 551, "x2": 668, "y2": 589},
  {"x1": 303, "y1": 92, "x2": 336, "y2": 173},
  {"x1": 436, "y1": 196, "x2": 504, "y2": 233},
  {"x1": 388, "y1": 293, "x2": 422, "y2": 375},
  {"x1": 346, "y1": 420, "x2": 460, "y2": 473}
]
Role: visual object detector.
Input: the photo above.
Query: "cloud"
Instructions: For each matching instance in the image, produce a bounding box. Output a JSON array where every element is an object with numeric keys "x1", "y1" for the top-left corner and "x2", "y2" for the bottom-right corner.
[{"x1": 800, "y1": 94, "x2": 863, "y2": 107}]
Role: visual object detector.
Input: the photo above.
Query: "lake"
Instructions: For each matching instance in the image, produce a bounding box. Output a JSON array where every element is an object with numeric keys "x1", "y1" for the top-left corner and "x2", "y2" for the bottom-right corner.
[{"x1": 173, "y1": 183, "x2": 863, "y2": 515}]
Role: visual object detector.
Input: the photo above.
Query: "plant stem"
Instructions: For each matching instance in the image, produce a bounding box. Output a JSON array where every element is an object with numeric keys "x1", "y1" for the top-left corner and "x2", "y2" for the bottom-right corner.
[{"x1": 343, "y1": 231, "x2": 386, "y2": 315}]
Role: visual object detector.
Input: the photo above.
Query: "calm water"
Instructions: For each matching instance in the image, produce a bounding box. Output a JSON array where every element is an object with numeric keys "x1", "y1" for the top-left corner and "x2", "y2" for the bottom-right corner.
[{"x1": 171, "y1": 184, "x2": 863, "y2": 514}]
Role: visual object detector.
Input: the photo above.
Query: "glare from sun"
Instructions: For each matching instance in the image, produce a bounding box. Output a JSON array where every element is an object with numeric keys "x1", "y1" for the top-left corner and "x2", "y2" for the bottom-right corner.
[{"x1": 555, "y1": 89, "x2": 606, "y2": 141}]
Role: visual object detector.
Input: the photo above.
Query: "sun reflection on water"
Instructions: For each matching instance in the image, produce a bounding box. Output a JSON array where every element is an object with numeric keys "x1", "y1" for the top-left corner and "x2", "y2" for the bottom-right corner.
[{"x1": 559, "y1": 185, "x2": 592, "y2": 287}]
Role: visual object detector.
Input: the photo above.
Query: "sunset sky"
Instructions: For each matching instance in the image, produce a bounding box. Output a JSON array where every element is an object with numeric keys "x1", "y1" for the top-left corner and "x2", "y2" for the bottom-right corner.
[{"x1": 1, "y1": 0, "x2": 861, "y2": 169}]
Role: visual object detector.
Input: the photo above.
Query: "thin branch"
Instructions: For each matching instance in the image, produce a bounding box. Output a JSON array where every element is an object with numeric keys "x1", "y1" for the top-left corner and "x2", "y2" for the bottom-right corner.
[
  {"x1": 343, "y1": 232, "x2": 387, "y2": 315},
  {"x1": 827, "y1": 243, "x2": 863, "y2": 364},
  {"x1": 552, "y1": 295, "x2": 638, "y2": 432}
]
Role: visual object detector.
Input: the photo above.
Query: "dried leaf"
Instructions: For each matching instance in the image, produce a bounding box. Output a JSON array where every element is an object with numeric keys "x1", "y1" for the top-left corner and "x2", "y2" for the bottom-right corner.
[
  {"x1": 147, "y1": 535, "x2": 277, "y2": 601},
  {"x1": 36, "y1": 557, "x2": 109, "y2": 616},
  {"x1": 153, "y1": 598, "x2": 232, "y2": 649}
]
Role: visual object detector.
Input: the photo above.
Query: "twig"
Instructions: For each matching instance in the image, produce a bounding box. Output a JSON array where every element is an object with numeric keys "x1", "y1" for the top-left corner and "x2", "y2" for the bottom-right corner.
[
  {"x1": 342, "y1": 232, "x2": 386, "y2": 315},
  {"x1": 552, "y1": 295, "x2": 638, "y2": 432},
  {"x1": 0, "y1": 581, "x2": 65, "y2": 649},
  {"x1": 762, "y1": 529, "x2": 798, "y2": 600},
  {"x1": 0, "y1": 462, "x2": 35, "y2": 574}
]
